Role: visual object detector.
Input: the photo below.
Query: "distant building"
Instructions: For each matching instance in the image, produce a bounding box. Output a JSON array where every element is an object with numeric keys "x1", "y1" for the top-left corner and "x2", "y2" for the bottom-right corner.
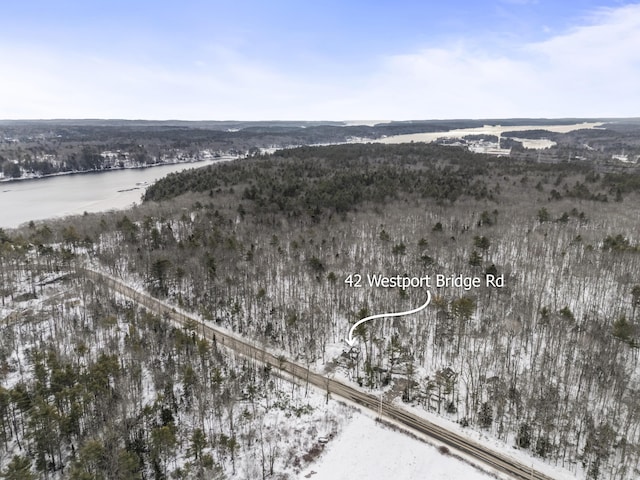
[
  {"x1": 612, "y1": 154, "x2": 629, "y2": 163},
  {"x1": 468, "y1": 142, "x2": 511, "y2": 156}
]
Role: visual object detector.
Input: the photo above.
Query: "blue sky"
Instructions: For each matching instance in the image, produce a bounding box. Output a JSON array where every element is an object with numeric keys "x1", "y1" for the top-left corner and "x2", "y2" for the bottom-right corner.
[{"x1": 1, "y1": 1, "x2": 638, "y2": 120}]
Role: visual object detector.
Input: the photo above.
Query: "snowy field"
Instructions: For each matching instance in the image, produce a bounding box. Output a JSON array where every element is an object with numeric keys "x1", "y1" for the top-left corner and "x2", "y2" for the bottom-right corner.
[{"x1": 303, "y1": 413, "x2": 494, "y2": 480}]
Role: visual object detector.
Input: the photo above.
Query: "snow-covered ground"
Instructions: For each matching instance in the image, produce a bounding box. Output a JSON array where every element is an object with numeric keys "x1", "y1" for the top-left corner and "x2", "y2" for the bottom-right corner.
[
  {"x1": 303, "y1": 413, "x2": 494, "y2": 480},
  {"x1": 398, "y1": 401, "x2": 580, "y2": 480}
]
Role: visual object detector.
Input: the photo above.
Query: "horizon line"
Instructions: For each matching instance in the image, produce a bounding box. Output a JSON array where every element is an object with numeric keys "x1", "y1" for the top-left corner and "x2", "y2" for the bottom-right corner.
[{"x1": 2, "y1": 116, "x2": 639, "y2": 123}]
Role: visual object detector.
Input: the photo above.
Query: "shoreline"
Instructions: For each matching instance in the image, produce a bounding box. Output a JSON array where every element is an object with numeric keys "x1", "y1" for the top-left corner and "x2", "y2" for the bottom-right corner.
[{"x1": 0, "y1": 155, "x2": 239, "y2": 184}]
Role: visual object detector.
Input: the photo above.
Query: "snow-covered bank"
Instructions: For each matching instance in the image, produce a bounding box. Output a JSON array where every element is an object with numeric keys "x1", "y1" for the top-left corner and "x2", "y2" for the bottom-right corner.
[{"x1": 305, "y1": 413, "x2": 494, "y2": 480}]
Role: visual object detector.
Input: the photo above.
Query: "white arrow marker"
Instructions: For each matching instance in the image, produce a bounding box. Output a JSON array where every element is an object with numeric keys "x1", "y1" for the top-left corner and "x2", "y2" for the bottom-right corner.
[{"x1": 346, "y1": 292, "x2": 432, "y2": 347}]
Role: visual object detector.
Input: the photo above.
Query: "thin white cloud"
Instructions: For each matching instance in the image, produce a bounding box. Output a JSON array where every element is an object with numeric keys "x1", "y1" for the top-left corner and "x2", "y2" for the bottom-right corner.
[
  {"x1": 0, "y1": 46, "x2": 312, "y2": 119},
  {"x1": 355, "y1": 46, "x2": 541, "y2": 118},
  {"x1": 0, "y1": 3, "x2": 639, "y2": 119},
  {"x1": 347, "y1": 3, "x2": 640, "y2": 119}
]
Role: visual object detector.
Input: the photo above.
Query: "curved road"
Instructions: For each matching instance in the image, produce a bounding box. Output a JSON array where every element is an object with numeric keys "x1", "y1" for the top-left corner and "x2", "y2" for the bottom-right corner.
[{"x1": 84, "y1": 267, "x2": 555, "y2": 480}]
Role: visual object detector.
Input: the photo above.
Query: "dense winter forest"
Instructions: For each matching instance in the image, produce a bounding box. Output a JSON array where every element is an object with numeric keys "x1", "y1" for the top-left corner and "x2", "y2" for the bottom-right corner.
[
  {"x1": 0, "y1": 241, "x2": 348, "y2": 479},
  {"x1": 2, "y1": 141, "x2": 640, "y2": 479}
]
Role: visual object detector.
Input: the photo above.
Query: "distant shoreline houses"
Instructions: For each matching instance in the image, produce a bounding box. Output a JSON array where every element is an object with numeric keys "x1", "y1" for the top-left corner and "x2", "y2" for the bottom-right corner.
[
  {"x1": 611, "y1": 153, "x2": 640, "y2": 164},
  {"x1": 435, "y1": 137, "x2": 512, "y2": 156},
  {"x1": 467, "y1": 142, "x2": 512, "y2": 156},
  {"x1": 0, "y1": 149, "x2": 226, "y2": 182}
]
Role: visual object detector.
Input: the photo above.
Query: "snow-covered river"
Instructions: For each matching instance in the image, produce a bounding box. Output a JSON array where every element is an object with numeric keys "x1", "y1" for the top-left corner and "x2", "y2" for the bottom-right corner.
[
  {"x1": 377, "y1": 122, "x2": 603, "y2": 145},
  {"x1": 0, "y1": 156, "x2": 236, "y2": 229}
]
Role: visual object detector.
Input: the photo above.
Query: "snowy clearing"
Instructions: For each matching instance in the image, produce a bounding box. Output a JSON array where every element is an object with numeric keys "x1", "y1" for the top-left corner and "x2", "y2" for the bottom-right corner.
[{"x1": 304, "y1": 413, "x2": 495, "y2": 480}]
